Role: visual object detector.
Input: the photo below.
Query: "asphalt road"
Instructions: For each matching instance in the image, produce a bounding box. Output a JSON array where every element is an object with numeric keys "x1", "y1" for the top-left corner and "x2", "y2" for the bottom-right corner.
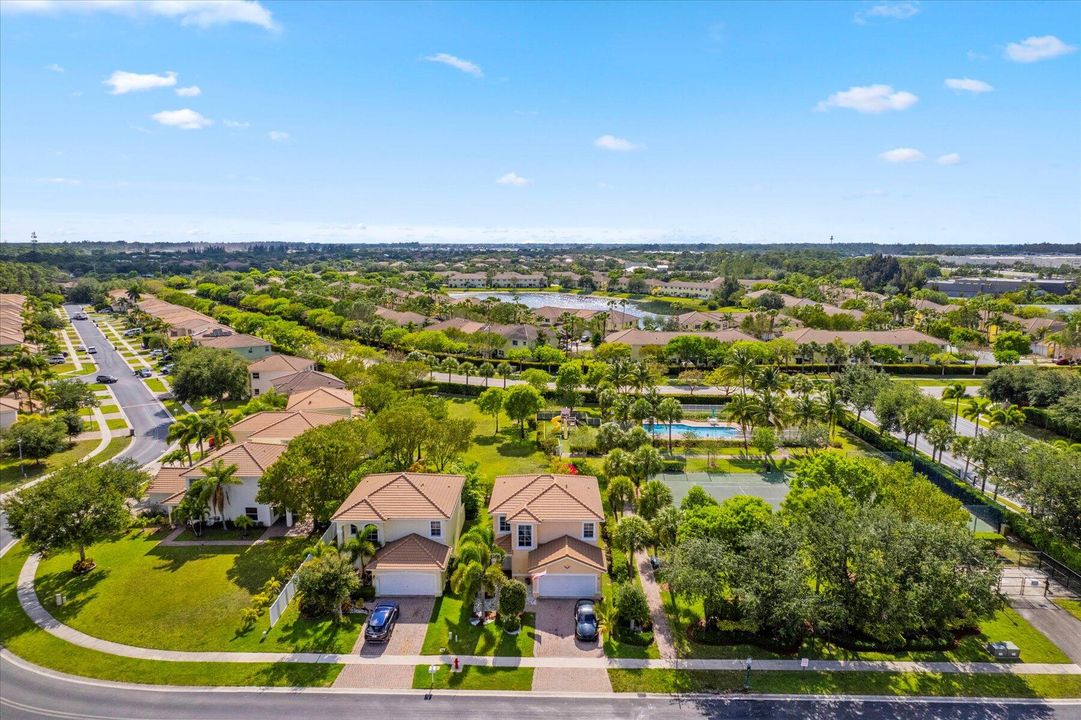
[{"x1": 2, "y1": 653, "x2": 1078, "y2": 720}]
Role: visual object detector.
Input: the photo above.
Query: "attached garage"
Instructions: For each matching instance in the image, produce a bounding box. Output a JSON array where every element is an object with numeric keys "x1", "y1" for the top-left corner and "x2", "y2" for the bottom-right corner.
[
  {"x1": 535, "y1": 573, "x2": 598, "y2": 598},
  {"x1": 375, "y1": 571, "x2": 440, "y2": 597}
]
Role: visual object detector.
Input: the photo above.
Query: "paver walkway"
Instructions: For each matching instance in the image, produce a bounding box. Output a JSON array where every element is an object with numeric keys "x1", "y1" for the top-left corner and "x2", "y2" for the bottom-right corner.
[
  {"x1": 15, "y1": 552, "x2": 1081, "y2": 674},
  {"x1": 635, "y1": 550, "x2": 677, "y2": 659}
]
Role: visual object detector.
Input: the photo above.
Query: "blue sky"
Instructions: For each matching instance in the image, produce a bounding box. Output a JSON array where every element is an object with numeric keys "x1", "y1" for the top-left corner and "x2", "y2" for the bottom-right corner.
[{"x1": 1, "y1": 0, "x2": 1078, "y2": 245}]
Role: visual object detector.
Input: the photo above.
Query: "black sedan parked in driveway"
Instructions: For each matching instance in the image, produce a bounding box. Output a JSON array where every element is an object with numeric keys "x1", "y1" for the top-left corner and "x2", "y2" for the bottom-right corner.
[
  {"x1": 364, "y1": 601, "x2": 400, "y2": 643},
  {"x1": 574, "y1": 599, "x2": 599, "y2": 642},
  {"x1": 95, "y1": 374, "x2": 118, "y2": 384}
]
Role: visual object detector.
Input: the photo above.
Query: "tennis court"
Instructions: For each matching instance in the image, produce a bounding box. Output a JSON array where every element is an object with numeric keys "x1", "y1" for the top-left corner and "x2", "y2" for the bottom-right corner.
[{"x1": 657, "y1": 471, "x2": 792, "y2": 508}]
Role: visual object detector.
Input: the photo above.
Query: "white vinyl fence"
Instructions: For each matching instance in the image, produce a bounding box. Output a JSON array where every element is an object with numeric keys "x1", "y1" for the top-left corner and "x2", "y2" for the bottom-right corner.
[{"x1": 268, "y1": 523, "x2": 337, "y2": 628}]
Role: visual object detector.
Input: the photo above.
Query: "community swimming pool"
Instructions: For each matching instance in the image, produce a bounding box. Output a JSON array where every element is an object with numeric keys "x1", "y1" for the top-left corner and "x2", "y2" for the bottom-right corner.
[{"x1": 648, "y1": 422, "x2": 743, "y2": 439}]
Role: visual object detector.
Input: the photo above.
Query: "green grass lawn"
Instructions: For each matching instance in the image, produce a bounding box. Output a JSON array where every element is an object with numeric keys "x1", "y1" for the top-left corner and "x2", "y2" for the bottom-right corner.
[
  {"x1": 904, "y1": 377, "x2": 985, "y2": 388},
  {"x1": 420, "y1": 590, "x2": 536, "y2": 656},
  {"x1": 33, "y1": 529, "x2": 363, "y2": 654},
  {"x1": 91, "y1": 436, "x2": 131, "y2": 465},
  {"x1": 412, "y1": 664, "x2": 533, "y2": 691},
  {"x1": 607, "y1": 669, "x2": 1081, "y2": 698},
  {"x1": 88, "y1": 383, "x2": 107, "y2": 391},
  {"x1": 99, "y1": 404, "x2": 120, "y2": 414},
  {"x1": 0, "y1": 439, "x2": 98, "y2": 493},
  {"x1": 105, "y1": 418, "x2": 128, "y2": 430},
  {"x1": 663, "y1": 591, "x2": 1069, "y2": 663},
  {"x1": 176, "y1": 524, "x2": 264, "y2": 542},
  {"x1": 0, "y1": 543, "x2": 341, "y2": 688},
  {"x1": 1053, "y1": 598, "x2": 1081, "y2": 622},
  {"x1": 448, "y1": 399, "x2": 550, "y2": 483},
  {"x1": 145, "y1": 378, "x2": 167, "y2": 393}
]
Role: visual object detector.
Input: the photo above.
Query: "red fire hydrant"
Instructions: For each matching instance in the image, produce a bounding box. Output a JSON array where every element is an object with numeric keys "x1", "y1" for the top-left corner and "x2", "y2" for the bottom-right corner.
[{"x1": 453, "y1": 657, "x2": 460, "y2": 672}]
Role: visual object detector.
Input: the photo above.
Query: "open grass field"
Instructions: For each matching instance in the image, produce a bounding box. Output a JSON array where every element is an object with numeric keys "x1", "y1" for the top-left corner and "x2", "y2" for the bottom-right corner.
[
  {"x1": 448, "y1": 398, "x2": 550, "y2": 483},
  {"x1": 0, "y1": 439, "x2": 97, "y2": 494}
]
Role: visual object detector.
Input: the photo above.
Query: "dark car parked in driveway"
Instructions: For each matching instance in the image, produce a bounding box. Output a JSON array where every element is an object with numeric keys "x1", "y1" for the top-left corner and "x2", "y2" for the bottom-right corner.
[
  {"x1": 574, "y1": 599, "x2": 599, "y2": 642},
  {"x1": 96, "y1": 374, "x2": 118, "y2": 384},
  {"x1": 364, "y1": 601, "x2": 400, "y2": 643}
]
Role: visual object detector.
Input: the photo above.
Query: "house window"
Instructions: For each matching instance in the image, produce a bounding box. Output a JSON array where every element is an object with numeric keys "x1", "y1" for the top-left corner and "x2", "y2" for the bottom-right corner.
[
  {"x1": 498, "y1": 515, "x2": 510, "y2": 533},
  {"x1": 252, "y1": 389, "x2": 260, "y2": 396},
  {"x1": 429, "y1": 521, "x2": 442, "y2": 538},
  {"x1": 244, "y1": 507, "x2": 259, "y2": 521},
  {"x1": 367, "y1": 526, "x2": 379, "y2": 542},
  {"x1": 252, "y1": 372, "x2": 260, "y2": 380},
  {"x1": 582, "y1": 522, "x2": 595, "y2": 540},
  {"x1": 517, "y1": 524, "x2": 533, "y2": 548}
]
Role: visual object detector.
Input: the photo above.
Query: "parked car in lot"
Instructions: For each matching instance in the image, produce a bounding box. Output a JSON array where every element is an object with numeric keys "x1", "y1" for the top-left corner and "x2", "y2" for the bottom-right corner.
[
  {"x1": 149, "y1": 349, "x2": 163, "y2": 357},
  {"x1": 87, "y1": 346, "x2": 97, "y2": 354},
  {"x1": 1055, "y1": 357, "x2": 1078, "y2": 366},
  {"x1": 574, "y1": 599, "x2": 599, "y2": 642},
  {"x1": 363, "y1": 601, "x2": 400, "y2": 643},
  {"x1": 96, "y1": 374, "x2": 118, "y2": 384}
]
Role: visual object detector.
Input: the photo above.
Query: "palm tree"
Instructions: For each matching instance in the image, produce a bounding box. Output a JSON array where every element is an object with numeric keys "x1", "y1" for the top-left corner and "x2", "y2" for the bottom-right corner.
[
  {"x1": 459, "y1": 361, "x2": 476, "y2": 386},
  {"x1": 656, "y1": 397, "x2": 684, "y2": 453},
  {"x1": 478, "y1": 362, "x2": 495, "y2": 387},
  {"x1": 191, "y1": 459, "x2": 242, "y2": 528},
  {"x1": 755, "y1": 391, "x2": 790, "y2": 432},
  {"x1": 167, "y1": 413, "x2": 204, "y2": 465},
  {"x1": 724, "y1": 345, "x2": 759, "y2": 397},
  {"x1": 961, "y1": 396, "x2": 992, "y2": 438},
  {"x1": 342, "y1": 523, "x2": 381, "y2": 576},
  {"x1": 792, "y1": 394, "x2": 822, "y2": 429},
  {"x1": 819, "y1": 384, "x2": 845, "y2": 439},
  {"x1": 629, "y1": 362, "x2": 654, "y2": 395},
  {"x1": 450, "y1": 525, "x2": 505, "y2": 611},
  {"x1": 725, "y1": 394, "x2": 759, "y2": 453},
  {"x1": 496, "y1": 362, "x2": 513, "y2": 388},
  {"x1": 942, "y1": 382, "x2": 968, "y2": 431},
  {"x1": 753, "y1": 365, "x2": 787, "y2": 396},
  {"x1": 440, "y1": 356, "x2": 459, "y2": 383},
  {"x1": 203, "y1": 412, "x2": 235, "y2": 450},
  {"x1": 990, "y1": 404, "x2": 1026, "y2": 428}
]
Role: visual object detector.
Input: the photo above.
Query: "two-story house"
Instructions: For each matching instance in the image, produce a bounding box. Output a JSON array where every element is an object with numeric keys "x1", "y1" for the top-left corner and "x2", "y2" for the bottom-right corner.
[
  {"x1": 331, "y1": 472, "x2": 466, "y2": 596},
  {"x1": 247, "y1": 353, "x2": 316, "y2": 396},
  {"x1": 488, "y1": 473, "x2": 606, "y2": 598}
]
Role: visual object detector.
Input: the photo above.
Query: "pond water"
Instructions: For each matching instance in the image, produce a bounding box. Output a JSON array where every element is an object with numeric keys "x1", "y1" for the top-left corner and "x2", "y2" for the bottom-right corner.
[{"x1": 447, "y1": 291, "x2": 665, "y2": 325}]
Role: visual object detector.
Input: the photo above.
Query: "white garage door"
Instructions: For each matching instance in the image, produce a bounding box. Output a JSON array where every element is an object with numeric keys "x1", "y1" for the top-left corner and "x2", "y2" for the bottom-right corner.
[
  {"x1": 376, "y1": 571, "x2": 437, "y2": 596},
  {"x1": 536, "y1": 573, "x2": 597, "y2": 598}
]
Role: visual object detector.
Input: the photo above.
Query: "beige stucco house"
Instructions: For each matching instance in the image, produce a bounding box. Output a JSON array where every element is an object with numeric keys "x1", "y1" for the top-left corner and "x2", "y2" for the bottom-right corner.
[
  {"x1": 248, "y1": 353, "x2": 316, "y2": 396},
  {"x1": 331, "y1": 472, "x2": 466, "y2": 596},
  {"x1": 489, "y1": 473, "x2": 606, "y2": 598}
]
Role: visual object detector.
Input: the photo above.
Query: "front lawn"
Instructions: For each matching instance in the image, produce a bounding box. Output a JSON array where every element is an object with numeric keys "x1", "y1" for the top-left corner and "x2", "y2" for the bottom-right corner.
[
  {"x1": 175, "y1": 524, "x2": 265, "y2": 542},
  {"x1": 607, "y1": 669, "x2": 1081, "y2": 698},
  {"x1": 33, "y1": 529, "x2": 362, "y2": 653},
  {"x1": 0, "y1": 439, "x2": 98, "y2": 493},
  {"x1": 0, "y1": 543, "x2": 341, "y2": 687},
  {"x1": 99, "y1": 404, "x2": 120, "y2": 414},
  {"x1": 412, "y1": 664, "x2": 533, "y2": 691},
  {"x1": 420, "y1": 590, "x2": 536, "y2": 656}
]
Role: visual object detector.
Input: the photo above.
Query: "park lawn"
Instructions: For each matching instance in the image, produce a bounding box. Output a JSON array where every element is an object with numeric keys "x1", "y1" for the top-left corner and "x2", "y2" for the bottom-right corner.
[
  {"x1": 412, "y1": 664, "x2": 533, "y2": 691},
  {"x1": 106, "y1": 418, "x2": 128, "y2": 430},
  {"x1": 33, "y1": 529, "x2": 361, "y2": 653},
  {"x1": 145, "y1": 378, "x2": 167, "y2": 393},
  {"x1": 606, "y1": 669, "x2": 1081, "y2": 698},
  {"x1": 1053, "y1": 598, "x2": 1081, "y2": 622},
  {"x1": 420, "y1": 590, "x2": 535, "y2": 656},
  {"x1": 0, "y1": 543, "x2": 341, "y2": 688},
  {"x1": 0, "y1": 439, "x2": 98, "y2": 493},
  {"x1": 448, "y1": 399, "x2": 550, "y2": 483},
  {"x1": 99, "y1": 404, "x2": 120, "y2": 414}
]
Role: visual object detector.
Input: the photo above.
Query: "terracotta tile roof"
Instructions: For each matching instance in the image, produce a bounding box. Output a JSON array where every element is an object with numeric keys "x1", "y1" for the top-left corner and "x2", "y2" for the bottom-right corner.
[
  {"x1": 0, "y1": 396, "x2": 20, "y2": 411},
  {"x1": 527, "y1": 535, "x2": 606, "y2": 573},
  {"x1": 195, "y1": 332, "x2": 270, "y2": 350},
  {"x1": 489, "y1": 474, "x2": 604, "y2": 522},
  {"x1": 248, "y1": 354, "x2": 314, "y2": 374},
  {"x1": 495, "y1": 533, "x2": 513, "y2": 554},
  {"x1": 782, "y1": 328, "x2": 947, "y2": 346},
  {"x1": 367, "y1": 533, "x2": 452, "y2": 572},
  {"x1": 374, "y1": 307, "x2": 427, "y2": 326},
  {"x1": 286, "y1": 386, "x2": 354, "y2": 411},
  {"x1": 229, "y1": 411, "x2": 340, "y2": 441},
  {"x1": 180, "y1": 441, "x2": 286, "y2": 479},
  {"x1": 332, "y1": 472, "x2": 465, "y2": 522},
  {"x1": 147, "y1": 466, "x2": 188, "y2": 504},
  {"x1": 272, "y1": 370, "x2": 346, "y2": 394},
  {"x1": 603, "y1": 329, "x2": 755, "y2": 347}
]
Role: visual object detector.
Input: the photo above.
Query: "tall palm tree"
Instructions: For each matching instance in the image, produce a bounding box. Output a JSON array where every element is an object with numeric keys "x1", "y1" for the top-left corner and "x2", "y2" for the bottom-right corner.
[
  {"x1": 496, "y1": 362, "x2": 513, "y2": 388},
  {"x1": 724, "y1": 346, "x2": 759, "y2": 397},
  {"x1": 755, "y1": 391, "x2": 790, "y2": 432},
  {"x1": 458, "y1": 361, "x2": 476, "y2": 386},
  {"x1": 792, "y1": 394, "x2": 822, "y2": 429},
  {"x1": 942, "y1": 382, "x2": 968, "y2": 431},
  {"x1": 725, "y1": 394, "x2": 759, "y2": 452},
  {"x1": 192, "y1": 459, "x2": 242, "y2": 527},
  {"x1": 753, "y1": 365, "x2": 787, "y2": 396},
  {"x1": 608, "y1": 358, "x2": 631, "y2": 393},
  {"x1": 819, "y1": 384, "x2": 845, "y2": 439},
  {"x1": 961, "y1": 396, "x2": 993, "y2": 438},
  {"x1": 167, "y1": 413, "x2": 205, "y2": 465},
  {"x1": 440, "y1": 356, "x2": 459, "y2": 382},
  {"x1": 990, "y1": 404, "x2": 1026, "y2": 428},
  {"x1": 202, "y1": 412, "x2": 235, "y2": 450},
  {"x1": 478, "y1": 362, "x2": 495, "y2": 387},
  {"x1": 343, "y1": 523, "x2": 381, "y2": 576},
  {"x1": 656, "y1": 397, "x2": 684, "y2": 453},
  {"x1": 629, "y1": 362, "x2": 654, "y2": 395}
]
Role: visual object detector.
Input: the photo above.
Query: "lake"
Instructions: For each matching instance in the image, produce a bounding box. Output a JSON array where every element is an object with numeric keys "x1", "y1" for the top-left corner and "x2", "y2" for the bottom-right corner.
[{"x1": 448, "y1": 291, "x2": 659, "y2": 320}]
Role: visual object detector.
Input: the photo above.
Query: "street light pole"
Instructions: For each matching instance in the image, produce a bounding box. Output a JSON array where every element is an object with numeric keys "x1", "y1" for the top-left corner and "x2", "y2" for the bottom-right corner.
[
  {"x1": 743, "y1": 657, "x2": 752, "y2": 692},
  {"x1": 18, "y1": 438, "x2": 25, "y2": 478}
]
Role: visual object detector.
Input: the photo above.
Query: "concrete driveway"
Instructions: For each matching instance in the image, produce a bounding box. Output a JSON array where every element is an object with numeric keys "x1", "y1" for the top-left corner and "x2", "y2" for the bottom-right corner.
[{"x1": 335, "y1": 596, "x2": 435, "y2": 689}]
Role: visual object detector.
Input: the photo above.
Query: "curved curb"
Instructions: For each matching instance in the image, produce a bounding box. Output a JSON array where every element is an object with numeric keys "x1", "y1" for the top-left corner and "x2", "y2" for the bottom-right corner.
[{"x1": 15, "y1": 553, "x2": 1081, "y2": 674}]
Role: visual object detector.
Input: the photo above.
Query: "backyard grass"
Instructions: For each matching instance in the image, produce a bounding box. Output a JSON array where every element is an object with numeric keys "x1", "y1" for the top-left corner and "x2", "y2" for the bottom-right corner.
[
  {"x1": 1053, "y1": 598, "x2": 1081, "y2": 623},
  {"x1": 0, "y1": 543, "x2": 340, "y2": 687},
  {"x1": 448, "y1": 399, "x2": 550, "y2": 482},
  {"x1": 0, "y1": 439, "x2": 98, "y2": 493},
  {"x1": 663, "y1": 591, "x2": 1069, "y2": 664},
  {"x1": 33, "y1": 529, "x2": 362, "y2": 653},
  {"x1": 606, "y1": 669, "x2": 1081, "y2": 698},
  {"x1": 412, "y1": 664, "x2": 534, "y2": 691},
  {"x1": 420, "y1": 590, "x2": 536, "y2": 656},
  {"x1": 105, "y1": 418, "x2": 128, "y2": 430}
]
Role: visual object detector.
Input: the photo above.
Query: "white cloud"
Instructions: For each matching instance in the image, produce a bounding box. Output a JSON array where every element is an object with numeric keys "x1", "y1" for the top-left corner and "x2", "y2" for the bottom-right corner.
[
  {"x1": 151, "y1": 108, "x2": 212, "y2": 130},
  {"x1": 878, "y1": 147, "x2": 925, "y2": 163},
  {"x1": 175, "y1": 85, "x2": 201, "y2": 97},
  {"x1": 966, "y1": 50, "x2": 989, "y2": 61},
  {"x1": 1005, "y1": 35, "x2": 1077, "y2": 63},
  {"x1": 594, "y1": 134, "x2": 642, "y2": 152},
  {"x1": 424, "y1": 53, "x2": 483, "y2": 78},
  {"x1": 945, "y1": 77, "x2": 993, "y2": 93},
  {"x1": 496, "y1": 172, "x2": 529, "y2": 187},
  {"x1": 937, "y1": 153, "x2": 961, "y2": 166},
  {"x1": 37, "y1": 177, "x2": 80, "y2": 185},
  {"x1": 815, "y1": 84, "x2": 918, "y2": 113},
  {"x1": 45, "y1": 63, "x2": 64, "y2": 73},
  {"x1": 223, "y1": 119, "x2": 250, "y2": 129},
  {"x1": 1, "y1": 0, "x2": 277, "y2": 31},
  {"x1": 854, "y1": 2, "x2": 920, "y2": 24},
  {"x1": 267, "y1": 130, "x2": 289, "y2": 142},
  {"x1": 104, "y1": 70, "x2": 176, "y2": 95}
]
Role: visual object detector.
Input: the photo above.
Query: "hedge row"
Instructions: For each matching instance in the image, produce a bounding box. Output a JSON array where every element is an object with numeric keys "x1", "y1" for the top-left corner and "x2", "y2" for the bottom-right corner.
[{"x1": 1022, "y1": 406, "x2": 1080, "y2": 441}]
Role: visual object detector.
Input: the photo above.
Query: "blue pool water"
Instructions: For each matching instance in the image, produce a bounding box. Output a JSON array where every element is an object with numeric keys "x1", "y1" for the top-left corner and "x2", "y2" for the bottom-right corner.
[{"x1": 648, "y1": 423, "x2": 742, "y2": 439}]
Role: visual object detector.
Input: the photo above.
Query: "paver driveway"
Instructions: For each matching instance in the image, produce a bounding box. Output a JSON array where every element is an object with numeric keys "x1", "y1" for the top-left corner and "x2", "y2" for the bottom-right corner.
[
  {"x1": 334, "y1": 596, "x2": 435, "y2": 689},
  {"x1": 532, "y1": 598, "x2": 610, "y2": 691}
]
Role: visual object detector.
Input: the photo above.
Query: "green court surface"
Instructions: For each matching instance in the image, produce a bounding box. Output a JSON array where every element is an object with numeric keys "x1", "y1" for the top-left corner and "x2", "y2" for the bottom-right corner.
[{"x1": 657, "y1": 471, "x2": 791, "y2": 508}]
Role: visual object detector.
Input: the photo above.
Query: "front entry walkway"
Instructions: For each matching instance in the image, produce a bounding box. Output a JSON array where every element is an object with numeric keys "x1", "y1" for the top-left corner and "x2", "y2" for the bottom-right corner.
[{"x1": 635, "y1": 550, "x2": 677, "y2": 659}]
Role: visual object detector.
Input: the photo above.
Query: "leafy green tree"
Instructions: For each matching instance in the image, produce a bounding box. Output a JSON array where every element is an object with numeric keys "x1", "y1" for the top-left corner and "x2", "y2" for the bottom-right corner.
[
  {"x1": 503, "y1": 384, "x2": 544, "y2": 439},
  {"x1": 613, "y1": 582, "x2": 650, "y2": 627},
  {"x1": 423, "y1": 417, "x2": 475, "y2": 471},
  {"x1": 499, "y1": 579, "x2": 527, "y2": 629},
  {"x1": 751, "y1": 426, "x2": 778, "y2": 468},
  {"x1": 295, "y1": 551, "x2": 360, "y2": 622},
  {"x1": 680, "y1": 485, "x2": 718, "y2": 511},
  {"x1": 555, "y1": 362, "x2": 583, "y2": 409},
  {"x1": 2, "y1": 460, "x2": 147, "y2": 572},
  {"x1": 476, "y1": 387, "x2": 505, "y2": 434},
  {"x1": 1, "y1": 417, "x2": 68, "y2": 465},
  {"x1": 661, "y1": 536, "x2": 731, "y2": 622},
  {"x1": 636, "y1": 479, "x2": 674, "y2": 521},
  {"x1": 47, "y1": 378, "x2": 99, "y2": 413},
  {"x1": 171, "y1": 346, "x2": 250, "y2": 412},
  {"x1": 519, "y1": 369, "x2": 550, "y2": 393},
  {"x1": 373, "y1": 398, "x2": 434, "y2": 468}
]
